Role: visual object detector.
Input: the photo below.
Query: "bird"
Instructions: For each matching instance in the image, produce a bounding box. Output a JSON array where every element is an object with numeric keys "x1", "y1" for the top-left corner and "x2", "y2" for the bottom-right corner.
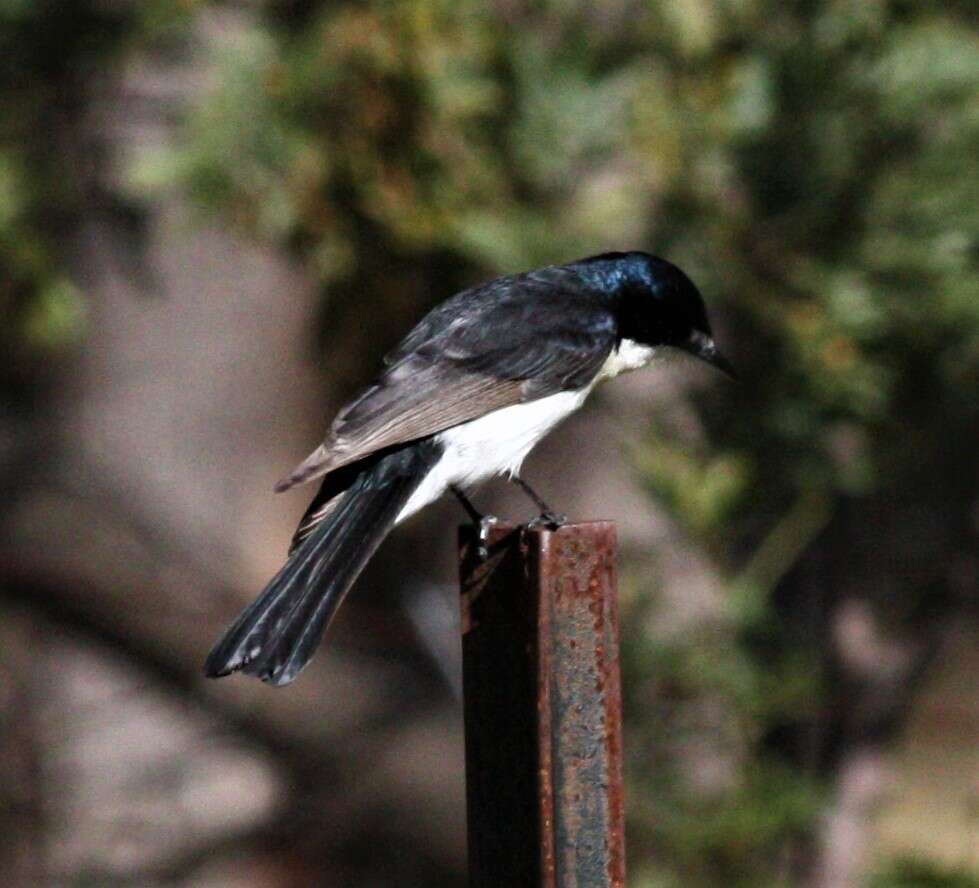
[{"x1": 205, "y1": 251, "x2": 734, "y2": 686}]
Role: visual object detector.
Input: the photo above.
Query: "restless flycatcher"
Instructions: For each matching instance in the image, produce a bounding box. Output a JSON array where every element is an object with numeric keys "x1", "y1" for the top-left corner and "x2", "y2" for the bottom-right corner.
[{"x1": 206, "y1": 251, "x2": 734, "y2": 686}]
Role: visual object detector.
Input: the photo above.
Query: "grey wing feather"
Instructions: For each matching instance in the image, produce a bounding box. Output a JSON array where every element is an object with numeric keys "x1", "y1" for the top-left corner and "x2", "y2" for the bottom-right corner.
[
  {"x1": 274, "y1": 359, "x2": 526, "y2": 491},
  {"x1": 275, "y1": 272, "x2": 616, "y2": 493}
]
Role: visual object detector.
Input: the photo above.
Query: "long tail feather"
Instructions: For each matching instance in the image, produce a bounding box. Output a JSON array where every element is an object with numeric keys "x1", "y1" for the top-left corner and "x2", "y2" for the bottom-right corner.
[{"x1": 205, "y1": 441, "x2": 439, "y2": 686}]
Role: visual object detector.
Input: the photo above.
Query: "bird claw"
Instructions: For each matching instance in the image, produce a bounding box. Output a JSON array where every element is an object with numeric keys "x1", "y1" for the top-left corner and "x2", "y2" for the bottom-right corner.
[
  {"x1": 527, "y1": 511, "x2": 567, "y2": 531},
  {"x1": 477, "y1": 514, "x2": 499, "y2": 560}
]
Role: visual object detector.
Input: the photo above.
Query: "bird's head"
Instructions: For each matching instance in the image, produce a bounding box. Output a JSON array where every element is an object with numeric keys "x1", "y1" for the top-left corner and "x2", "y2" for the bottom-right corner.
[{"x1": 575, "y1": 251, "x2": 736, "y2": 379}]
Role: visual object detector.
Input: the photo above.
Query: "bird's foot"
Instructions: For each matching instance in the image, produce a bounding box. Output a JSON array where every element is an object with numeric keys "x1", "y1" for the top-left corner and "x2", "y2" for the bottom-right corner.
[
  {"x1": 511, "y1": 476, "x2": 566, "y2": 529},
  {"x1": 510, "y1": 476, "x2": 566, "y2": 529},
  {"x1": 452, "y1": 485, "x2": 499, "y2": 559},
  {"x1": 476, "y1": 514, "x2": 499, "y2": 560},
  {"x1": 527, "y1": 510, "x2": 567, "y2": 531}
]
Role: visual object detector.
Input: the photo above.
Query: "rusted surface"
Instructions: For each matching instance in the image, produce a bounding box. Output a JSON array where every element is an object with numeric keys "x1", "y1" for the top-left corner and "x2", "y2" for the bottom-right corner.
[{"x1": 460, "y1": 522, "x2": 626, "y2": 888}]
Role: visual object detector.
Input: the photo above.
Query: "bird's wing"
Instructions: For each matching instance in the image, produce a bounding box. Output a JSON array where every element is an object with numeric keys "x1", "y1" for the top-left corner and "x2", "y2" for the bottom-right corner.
[{"x1": 275, "y1": 271, "x2": 616, "y2": 493}]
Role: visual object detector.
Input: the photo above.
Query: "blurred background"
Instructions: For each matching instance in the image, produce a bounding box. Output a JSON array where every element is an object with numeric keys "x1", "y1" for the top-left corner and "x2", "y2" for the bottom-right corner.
[{"x1": 1, "y1": 1, "x2": 977, "y2": 886}]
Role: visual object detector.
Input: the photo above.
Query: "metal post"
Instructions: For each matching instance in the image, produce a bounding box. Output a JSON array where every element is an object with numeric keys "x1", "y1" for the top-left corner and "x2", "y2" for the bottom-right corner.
[{"x1": 459, "y1": 522, "x2": 626, "y2": 888}]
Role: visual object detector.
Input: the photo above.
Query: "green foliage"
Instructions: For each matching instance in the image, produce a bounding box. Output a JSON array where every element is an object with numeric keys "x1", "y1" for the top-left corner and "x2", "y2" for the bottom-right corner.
[
  {"x1": 868, "y1": 857, "x2": 979, "y2": 888},
  {"x1": 0, "y1": 1, "x2": 195, "y2": 373},
  {"x1": 0, "y1": 148, "x2": 85, "y2": 355},
  {"x1": 633, "y1": 438, "x2": 752, "y2": 540},
  {"x1": 622, "y1": 574, "x2": 825, "y2": 887},
  {"x1": 9, "y1": 0, "x2": 976, "y2": 883},
  {"x1": 158, "y1": 0, "x2": 977, "y2": 514},
  {"x1": 147, "y1": 2, "x2": 674, "y2": 280},
  {"x1": 158, "y1": 2, "x2": 977, "y2": 883}
]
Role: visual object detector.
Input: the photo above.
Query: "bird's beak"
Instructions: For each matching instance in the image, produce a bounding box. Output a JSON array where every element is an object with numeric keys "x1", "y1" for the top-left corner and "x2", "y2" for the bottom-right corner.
[{"x1": 686, "y1": 333, "x2": 738, "y2": 380}]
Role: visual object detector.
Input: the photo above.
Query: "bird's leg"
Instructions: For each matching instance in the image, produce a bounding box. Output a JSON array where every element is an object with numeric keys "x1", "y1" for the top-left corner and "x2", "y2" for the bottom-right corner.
[
  {"x1": 451, "y1": 485, "x2": 497, "y2": 560},
  {"x1": 511, "y1": 476, "x2": 566, "y2": 529},
  {"x1": 451, "y1": 484, "x2": 483, "y2": 524}
]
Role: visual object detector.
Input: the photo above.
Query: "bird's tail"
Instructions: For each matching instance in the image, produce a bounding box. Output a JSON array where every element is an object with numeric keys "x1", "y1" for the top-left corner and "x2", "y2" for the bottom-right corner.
[{"x1": 205, "y1": 442, "x2": 438, "y2": 686}]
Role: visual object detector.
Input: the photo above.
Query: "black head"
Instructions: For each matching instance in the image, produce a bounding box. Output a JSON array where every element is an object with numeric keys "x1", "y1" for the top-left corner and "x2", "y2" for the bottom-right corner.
[{"x1": 572, "y1": 251, "x2": 736, "y2": 378}]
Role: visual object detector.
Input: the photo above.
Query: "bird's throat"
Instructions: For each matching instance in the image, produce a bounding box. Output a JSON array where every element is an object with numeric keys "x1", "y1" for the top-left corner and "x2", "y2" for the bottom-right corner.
[{"x1": 597, "y1": 338, "x2": 656, "y2": 381}]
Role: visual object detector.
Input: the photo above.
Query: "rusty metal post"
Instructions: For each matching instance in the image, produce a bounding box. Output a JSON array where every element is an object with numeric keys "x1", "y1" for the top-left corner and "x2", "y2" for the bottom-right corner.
[{"x1": 459, "y1": 522, "x2": 626, "y2": 888}]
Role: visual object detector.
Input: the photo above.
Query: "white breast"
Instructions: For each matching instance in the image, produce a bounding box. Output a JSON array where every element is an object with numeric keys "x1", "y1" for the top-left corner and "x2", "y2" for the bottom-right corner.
[
  {"x1": 597, "y1": 338, "x2": 656, "y2": 380},
  {"x1": 397, "y1": 388, "x2": 590, "y2": 522},
  {"x1": 395, "y1": 338, "x2": 655, "y2": 524}
]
